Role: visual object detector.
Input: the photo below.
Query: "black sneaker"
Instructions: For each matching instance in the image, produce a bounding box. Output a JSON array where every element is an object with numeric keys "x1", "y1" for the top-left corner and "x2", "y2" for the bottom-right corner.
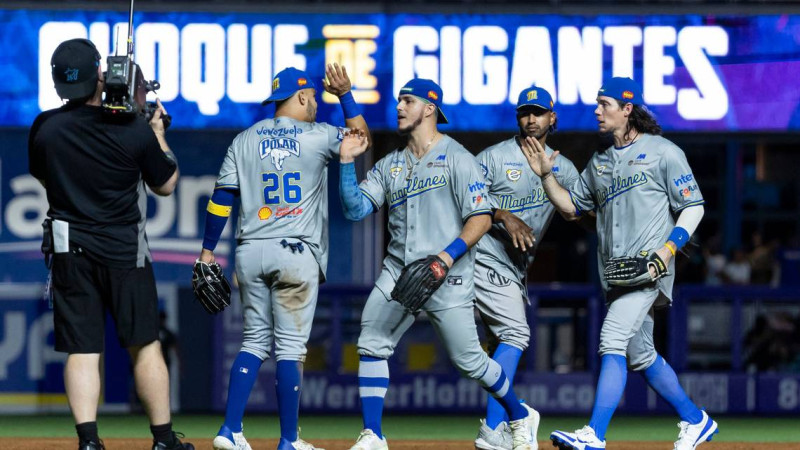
[
  {"x1": 78, "y1": 440, "x2": 105, "y2": 450},
  {"x1": 152, "y1": 431, "x2": 194, "y2": 450}
]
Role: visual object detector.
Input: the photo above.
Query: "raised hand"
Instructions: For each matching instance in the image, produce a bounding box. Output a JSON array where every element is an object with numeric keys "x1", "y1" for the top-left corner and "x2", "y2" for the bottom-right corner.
[
  {"x1": 520, "y1": 136, "x2": 558, "y2": 178},
  {"x1": 322, "y1": 62, "x2": 352, "y2": 97},
  {"x1": 340, "y1": 128, "x2": 369, "y2": 163}
]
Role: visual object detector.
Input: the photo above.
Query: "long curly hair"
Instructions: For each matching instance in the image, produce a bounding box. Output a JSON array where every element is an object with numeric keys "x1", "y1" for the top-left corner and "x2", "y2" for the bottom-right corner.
[{"x1": 617, "y1": 100, "x2": 662, "y2": 140}]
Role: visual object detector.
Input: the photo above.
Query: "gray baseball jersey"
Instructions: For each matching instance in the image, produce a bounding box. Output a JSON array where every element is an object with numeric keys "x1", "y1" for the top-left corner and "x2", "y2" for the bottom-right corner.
[
  {"x1": 476, "y1": 138, "x2": 580, "y2": 285},
  {"x1": 568, "y1": 133, "x2": 704, "y2": 301},
  {"x1": 215, "y1": 116, "x2": 344, "y2": 278},
  {"x1": 358, "y1": 134, "x2": 491, "y2": 311}
]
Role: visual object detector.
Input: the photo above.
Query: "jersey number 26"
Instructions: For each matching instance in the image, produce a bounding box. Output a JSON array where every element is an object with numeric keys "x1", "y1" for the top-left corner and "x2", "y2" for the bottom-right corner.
[{"x1": 262, "y1": 172, "x2": 301, "y2": 204}]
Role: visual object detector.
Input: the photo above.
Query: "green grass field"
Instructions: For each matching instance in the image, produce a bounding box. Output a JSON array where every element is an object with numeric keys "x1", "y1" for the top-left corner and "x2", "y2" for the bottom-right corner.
[{"x1": 0, "y1": 414, "x2": 795, "y2": 443}]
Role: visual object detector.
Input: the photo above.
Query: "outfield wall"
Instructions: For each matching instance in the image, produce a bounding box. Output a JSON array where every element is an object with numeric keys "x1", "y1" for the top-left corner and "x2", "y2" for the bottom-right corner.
[{"x1": 2, "y1": 283, "x2": 799, "y2": 415}]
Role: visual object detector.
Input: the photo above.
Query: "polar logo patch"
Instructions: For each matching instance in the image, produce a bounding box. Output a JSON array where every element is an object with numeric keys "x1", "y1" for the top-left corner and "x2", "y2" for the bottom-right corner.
[{"x1": 260, "y1": 138, "x2": 300, "y2": 170}]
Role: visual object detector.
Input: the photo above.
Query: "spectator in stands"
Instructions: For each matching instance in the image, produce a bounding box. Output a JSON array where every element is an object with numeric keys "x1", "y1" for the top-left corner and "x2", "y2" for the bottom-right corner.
[
  {"x1": 723, "y1": 248, "x2": 751, "y2": 285},
  {"x1": 703, "y1": 236, "x2": 726, "y2": 285},
  {"x1": 748, "y1": 232, "x2": 778, "y2": 285},
  {"x1": 744, "y1": 313, "x2": 797, "y2": 372}
]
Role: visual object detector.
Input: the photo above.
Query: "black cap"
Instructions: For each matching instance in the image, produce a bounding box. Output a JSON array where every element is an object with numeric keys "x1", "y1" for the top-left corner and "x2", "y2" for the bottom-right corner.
[{"x1": 51, "y1": 39, "x2": 101, "y2": 100}]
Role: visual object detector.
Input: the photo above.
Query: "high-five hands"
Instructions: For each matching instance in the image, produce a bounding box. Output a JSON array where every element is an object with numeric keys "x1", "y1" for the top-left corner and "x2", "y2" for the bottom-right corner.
[
  {"x1": 323, "y1": 62, "x2": 352, "y2": 97},
  {"x1": 519, "y1": 136, "x2": 559, "y2": 178},
  {"x1": 340, "y1": 129, "x2": 369, "y2": 163}
]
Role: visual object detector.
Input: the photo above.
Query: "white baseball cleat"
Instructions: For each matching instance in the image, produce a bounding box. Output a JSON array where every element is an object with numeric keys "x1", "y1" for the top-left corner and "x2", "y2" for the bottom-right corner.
[
  {"x1": 278, "y1": 437, "x2": 325, "y2": 450},
  {"x1": 348, "y1": 429, "x2": 388, "y2": 450},
  {"x1": 673, "y1": 411, "x2": 719, "y2": 450},
  {"x1": 474, "y1": 419, "x2": 511, "y2": 450},
  {"x1": 508, "y1": 403, "x2": 540, "y2": 450},
  {"x1": 213, "y1": 425, "x2": 252, "y2": 450},
  {"x1": 550, "y1": 425, "x2": 606, "y2": 450}
]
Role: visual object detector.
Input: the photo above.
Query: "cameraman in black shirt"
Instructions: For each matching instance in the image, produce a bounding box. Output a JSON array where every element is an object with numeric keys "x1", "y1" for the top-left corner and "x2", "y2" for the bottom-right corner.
[{"x1": 28, "y1": 38, "x2": 193, "y2": 450}]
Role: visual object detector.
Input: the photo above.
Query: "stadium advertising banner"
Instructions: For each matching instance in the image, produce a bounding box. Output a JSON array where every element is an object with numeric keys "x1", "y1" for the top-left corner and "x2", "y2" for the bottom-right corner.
[
  {"x1": 0, "y1": 284, "x2": 180, "y2": 413},
  {"x1": 2, "y1": 10, "x2": 800, "y2": 132}
]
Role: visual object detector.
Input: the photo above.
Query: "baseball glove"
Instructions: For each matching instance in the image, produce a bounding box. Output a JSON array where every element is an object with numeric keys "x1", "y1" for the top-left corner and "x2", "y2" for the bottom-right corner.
[
  {"x1": 604, "y1": 250, "x2": 669, "y2": 287},
  {"x1": 192, "y1": 260, "x2": 231, "y2": 314},
  {"x1": 390, "y1": 255, "x2": 449, "y2": 313}
]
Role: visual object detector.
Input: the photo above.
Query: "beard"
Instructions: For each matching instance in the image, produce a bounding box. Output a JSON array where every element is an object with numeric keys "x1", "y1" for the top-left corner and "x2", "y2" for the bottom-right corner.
[
  {"x1": 306, "y1": 102, "x2": 317, "y2": 122},
  {"x1": 397, "y1": 111, "x2": 424, "y2": 136},
  {"x1": 519, "y1": 124, "x2": 547, "y2": 141}
]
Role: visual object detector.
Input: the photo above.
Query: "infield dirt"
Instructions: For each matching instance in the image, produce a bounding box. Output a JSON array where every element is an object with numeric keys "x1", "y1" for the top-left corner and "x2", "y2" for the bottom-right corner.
[{"x1": 0, "y1": 438, "x2": 794, "y2": 449}]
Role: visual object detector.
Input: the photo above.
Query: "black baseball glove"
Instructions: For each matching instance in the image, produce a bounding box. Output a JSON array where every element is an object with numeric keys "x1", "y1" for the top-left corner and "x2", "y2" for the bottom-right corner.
[
  {"x1": 604, "y1": 250, "x2": 669, "y2": 287},
  {"x1": 192, "y1": 260, "x2": 231, "y2": 314},
  {"x1": 390, "y1": 255, "x2": 449, "y2": 313}
]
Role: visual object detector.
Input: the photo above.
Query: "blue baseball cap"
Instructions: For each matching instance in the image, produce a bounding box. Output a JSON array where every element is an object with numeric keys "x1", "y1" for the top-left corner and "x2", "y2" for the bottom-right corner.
[
  {"x1": 516, "y1": 86, "x2": 554, "y2": 111},
  {"x1": 598, "y1": 77, "x2": 643, "y2": 105},
  {"x1": 261, "y1": 67, "x2": 316, "y2": 105},
  {"x1": 398, "y1": 78, "x2": 448, "y2": 124}
]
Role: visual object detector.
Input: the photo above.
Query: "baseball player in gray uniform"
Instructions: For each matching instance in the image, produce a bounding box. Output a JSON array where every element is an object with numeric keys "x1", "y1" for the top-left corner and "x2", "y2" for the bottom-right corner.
[
  {"x1": 474, "y1": 86, "x2": 580, "y2": 450},
  {"x1": 520, "y1": 77, "x2": 715, "y2": 450},
  {"x1": 198, "y1": 65, "x2": 370, "y2": 450},
  {"x1": 337, "y1": 78, "x2": 540, "y2": 450}
]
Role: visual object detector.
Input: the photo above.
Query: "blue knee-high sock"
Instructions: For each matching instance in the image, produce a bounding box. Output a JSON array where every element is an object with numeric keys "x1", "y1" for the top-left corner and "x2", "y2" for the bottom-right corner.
[
  {"x1": 223, "y1": 351, "x2": 264, "y2": 432},
  {"x1": 485, "y1": 344, "x2": 523, "y2": 428},
  {"x1": 479, "y1": 358, "x2": 528, "y2": 421},
  {"x1": 276, "y1": 360, "x2": 303, "y2": 442},
  {"x1": 588, "y1": 354, "x2": 627, "y2": 441},
  {"x1": 643, "y1": 354, "x2": 703, "y2": 424},
  {"x1": 358, "y1": 356, "x2": 389, "y2": 438}
]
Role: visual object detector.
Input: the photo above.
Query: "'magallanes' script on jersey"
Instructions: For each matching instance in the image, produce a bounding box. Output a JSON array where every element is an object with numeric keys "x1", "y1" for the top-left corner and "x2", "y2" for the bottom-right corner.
[
  {"x1": 360, "y1": 135, "x2": 490, "y2": 311},
  {"x1": 569, "y1": 134, "x2": 704, "y2": 297},
  {"x1": 476, "y1": 138, "x2": 579, "y2": 283}
]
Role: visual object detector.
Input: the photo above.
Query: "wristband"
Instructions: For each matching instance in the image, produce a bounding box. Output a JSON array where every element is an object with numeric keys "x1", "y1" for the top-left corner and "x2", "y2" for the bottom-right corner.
[
  {"x1": 540, "y1": 171, "x2": 552, "y2": 182},
  {"x1": 667, "y1": 226, "x2": 690, "y2": 250},
  {"x1": 339, "y1": 91, "x2": 362, "y2": 119},
  {"x1": 664, "y1": 242, "x2": 677, "y2": 256},
  {"x1": 443, "y1": 238, "x2": 468, "y2": 262}
]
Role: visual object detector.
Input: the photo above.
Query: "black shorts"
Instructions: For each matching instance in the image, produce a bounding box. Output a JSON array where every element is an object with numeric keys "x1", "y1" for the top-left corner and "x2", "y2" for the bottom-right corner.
[{"x1": 52, "y1": 247, "x2": 159, "y2": 353}]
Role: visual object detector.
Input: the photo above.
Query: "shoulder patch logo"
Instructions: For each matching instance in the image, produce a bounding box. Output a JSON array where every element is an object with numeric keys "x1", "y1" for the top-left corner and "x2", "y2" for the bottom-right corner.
[
  {"x1": 596, "y1": 165, "x2": 606, "y2": 176},
  {"x1": 390, "y1": 166, "x2": 403, "y2": 178},
  {"x1": 480, "y1": 163, "x2": 489, "y2": 178},
  {"x1": 468, "y1": 181, "x2": 486, "y2": 192},
  {"x1": 506, "y1": 169, "x2": 522, "y2": 181}
]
